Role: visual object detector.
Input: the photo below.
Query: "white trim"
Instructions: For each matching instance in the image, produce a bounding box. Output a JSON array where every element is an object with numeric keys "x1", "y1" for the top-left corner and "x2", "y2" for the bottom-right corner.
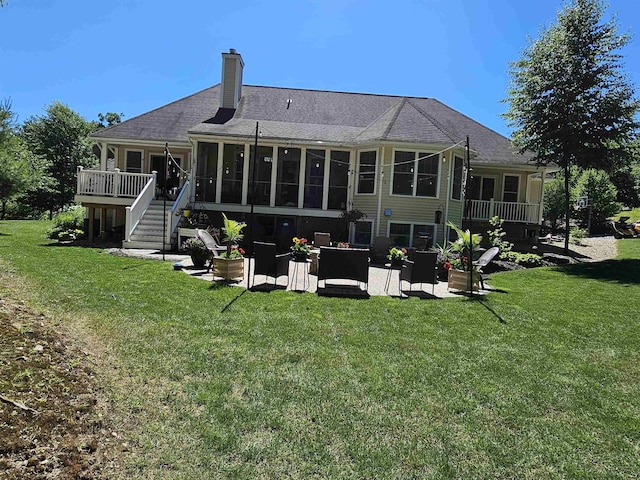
[
  {"x1": 351, "y1": 218, "x2": 374, "y2": 245},
  {"x1": 386, "y1": 221, "x2": 438, "y2": 247},
  {"x1": 270, "y1": 147, "x2": 279, "y2": 206},
  {"x1": 92, "y1": 136, "x2": 191, "y2": 148},
  {"x1": 322, "y1": 149, "x2": 330, "y2": 210}
]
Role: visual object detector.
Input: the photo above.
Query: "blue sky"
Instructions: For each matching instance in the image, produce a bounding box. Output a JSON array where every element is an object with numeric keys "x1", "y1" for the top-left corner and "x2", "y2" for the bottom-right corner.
[{"x1": 1, "y1": 0, "x2": 638, "y2": 138}]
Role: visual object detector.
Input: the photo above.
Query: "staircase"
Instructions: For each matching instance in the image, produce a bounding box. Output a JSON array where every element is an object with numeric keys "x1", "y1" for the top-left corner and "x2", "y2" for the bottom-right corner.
[{"x1": 123, "y1": 200, "x2": 174, "y2": 250}]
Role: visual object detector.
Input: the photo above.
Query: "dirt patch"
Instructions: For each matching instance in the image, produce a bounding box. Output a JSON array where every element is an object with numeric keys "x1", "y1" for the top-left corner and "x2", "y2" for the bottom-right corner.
[{"x1": 0, "y1": 297, "x2": 121, "y2": 479}]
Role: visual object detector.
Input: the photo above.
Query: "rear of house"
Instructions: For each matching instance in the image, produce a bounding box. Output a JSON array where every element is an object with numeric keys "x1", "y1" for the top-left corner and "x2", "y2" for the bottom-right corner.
[{"x1": 75, "y1": 49, "x2": 550, "y2": 251}]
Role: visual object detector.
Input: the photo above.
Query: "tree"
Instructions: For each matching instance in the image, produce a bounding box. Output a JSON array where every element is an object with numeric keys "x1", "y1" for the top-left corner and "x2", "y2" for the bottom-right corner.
[
  {"x1": 503, "y1": 0, "x2": 639, "y2": 252},
  {"x1": 21, "y1": 102, "x2": 98, "y2": 216},
  {"x1": 573, "y1": 168, "x2": 619, "y2": 227},
  {"x1": 96, "y1": 112, "x2": 124, "y2": 128},
  {"x1": 610, "y1": 138, "x2": 640, "y2": 207},
  {"x1": 0, "y1": 99, "x2": 32, "y2": 218}
]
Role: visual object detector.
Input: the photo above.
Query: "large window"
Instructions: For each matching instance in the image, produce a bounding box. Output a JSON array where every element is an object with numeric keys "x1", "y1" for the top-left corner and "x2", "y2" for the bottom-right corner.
[
  {"x1": 248, "y1": 145, "x2": 273, "y2": 206},
  {"x1": 392, "y1": 151, "x2": 439, "y2": 197},
  {"x1": 125, "y1": 150, "x2": 143, "y2": 173},
  {"x1": 451, "y1": 156, "x2": 464, "y2": 200},
  {"x1": 468, "y1": 176, "x2": 496, "y2": 201},
  {"x1": 221, "y1": 144, "x2": 244, "y2": 204},
  {"x1": 196, "y1": 142, "x2": 218, "y2": 202},
  {"x1": 503, "y1": 175, "x2": 520, "y2": 202},
  {"x1": 276, "y1": 147, "x2": 300, "y2": 207},
  {"x1": 304, "y1": 149, "x2": 325, "y2": 209},
  {"x1": 392, "y1": 151, "x2": 414, "y2": 195},
  {"x1": 328, "y1": 150, "x2": 349, "y2": 210},
  {"x1": 389, "y1": 223, "x2": 435, "y2": 249},
  {"x1": 357, "y1": 151, "x2": 377, "y2": 194}
]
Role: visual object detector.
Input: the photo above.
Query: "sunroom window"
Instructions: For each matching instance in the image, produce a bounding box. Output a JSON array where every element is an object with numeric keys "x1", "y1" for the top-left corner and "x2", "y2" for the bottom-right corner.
[
  {"x1": 221, "y1": 144, "x2": 244, "y2": 204},
  {"x1": 275, "y1": 147, "x2": 300, "y2": 207},
  {"x1": 327, "y1": 150, "x2": 349, "y2": 210}
]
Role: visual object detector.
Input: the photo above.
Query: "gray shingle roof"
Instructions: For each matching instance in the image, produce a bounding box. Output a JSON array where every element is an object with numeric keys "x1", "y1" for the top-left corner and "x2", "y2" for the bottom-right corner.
[{"x1": 92, "y1": 84, "x2": 532, "y2": 165}]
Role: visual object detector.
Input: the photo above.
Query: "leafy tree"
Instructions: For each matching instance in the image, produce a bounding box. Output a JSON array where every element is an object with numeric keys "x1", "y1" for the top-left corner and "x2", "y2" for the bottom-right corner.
[
  {"x1": 503, "y1": 0, "x2": 639, "y2": 252},
  {"x1": 573, "y1": 168, "x2": 620, "y2": 226},
  {"x1": 21, "y1": 101, "x2": 98, "y2": 216},
  {"x1": 610, "y1": 139, "x2": 640, "y2": 207},
  {"x1": 0, "y1": 99, "x2": 33, "y2": 218},
  {"x1": 96, "y1": 112, "x2": 124, "y2": 128},
  {"x1": 543, "y1": 175, "x2": 569, "y2": 234}
]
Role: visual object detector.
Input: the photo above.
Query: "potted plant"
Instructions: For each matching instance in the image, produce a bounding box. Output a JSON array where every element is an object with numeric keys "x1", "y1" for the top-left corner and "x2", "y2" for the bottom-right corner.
[
  {"x1": 387, "y1": 247, "x2": 408, "y2": 268},
  {"x1": 446, "y1": 222, "x2": 482, "y2": 291},
  {"x1": 181, "y1": 203, "x2": 192, "y2": 218},
  {"x1": 182, "y1": 237, "x2": 211, "y2": 269},
  {"x1": 212, "y1": 213, "x2": 246, "y2": 280},
  {"x1": 290, "y1": 236, "x2": 311, "y2": 261},
  {"x1": 431, "y1": 240, "x2": 454, "y2": 280}
]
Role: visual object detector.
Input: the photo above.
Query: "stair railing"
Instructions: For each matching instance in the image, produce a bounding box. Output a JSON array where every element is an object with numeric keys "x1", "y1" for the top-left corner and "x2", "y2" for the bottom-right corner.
[
  {"x1": 124, "y1": 172, "x2": 157, "y2": 243},
  {"x1": 167, "y1": 179, "x2": 190, "y2": 247}
]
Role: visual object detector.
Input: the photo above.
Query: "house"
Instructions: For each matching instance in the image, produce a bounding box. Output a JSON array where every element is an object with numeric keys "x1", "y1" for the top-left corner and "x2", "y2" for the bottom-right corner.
[{"x1": 76, "y1": 48, "x2": 551, "y2": 251}]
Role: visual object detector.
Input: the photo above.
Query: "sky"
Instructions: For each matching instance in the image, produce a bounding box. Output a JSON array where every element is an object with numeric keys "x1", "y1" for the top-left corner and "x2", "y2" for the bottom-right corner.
[{"x1": 1, "y1": 0, "x2": 639, "y2": 138}]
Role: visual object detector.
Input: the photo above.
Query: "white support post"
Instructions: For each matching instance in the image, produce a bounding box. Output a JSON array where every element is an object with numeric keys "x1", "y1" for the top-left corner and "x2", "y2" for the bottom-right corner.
[{"x1": 113, "y1": 168, "x2": 121, "y2": 197}]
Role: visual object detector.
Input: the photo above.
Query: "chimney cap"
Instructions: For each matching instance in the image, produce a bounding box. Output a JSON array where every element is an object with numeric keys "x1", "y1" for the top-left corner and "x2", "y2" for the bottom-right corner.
[{"x1": 229, "y1": 48, "x2": 237, "y2": 54}]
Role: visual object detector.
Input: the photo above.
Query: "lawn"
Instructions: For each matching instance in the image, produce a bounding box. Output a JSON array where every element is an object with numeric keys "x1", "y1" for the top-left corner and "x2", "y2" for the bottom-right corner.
[{"x1": 1, "y1": 220, "x2": 639, "y2": 479}]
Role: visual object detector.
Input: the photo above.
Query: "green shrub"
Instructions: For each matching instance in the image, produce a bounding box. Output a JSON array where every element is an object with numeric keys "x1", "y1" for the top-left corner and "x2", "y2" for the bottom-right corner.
[
  {"x1": 499, "y1": 250, "x2": 543, "y2": 267},
  {"x1": 570, "y1": 226, "x2": 587, "y2": 245},
  {"x1": 45, "y1": 206, "x2": 86, "y2": 239},
  {"x1": 513, "y1": 252, "x2": 543, "y2": 267},
  {"x1": 487, "y1": 216, "x2": 513, "y2": 253}
]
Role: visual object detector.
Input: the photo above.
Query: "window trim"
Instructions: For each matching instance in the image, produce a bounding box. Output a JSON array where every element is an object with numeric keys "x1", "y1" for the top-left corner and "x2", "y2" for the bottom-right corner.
[
  {"x1": 390, "y1": 149, "x2": 440, "y2": 199},
  {"x1": 351, "y1": 218, "x2": 375, "y2": 245},
  {"x1": 125, "y1": 149, "x2": 144, "y2": 173},
  {"x1": 356, "y1": 149, "x2": 378, "y2": 195},
  {"x1": 451, "y1": 156, "x2": 464, "y2": 201},
  {"x1": 386, "y1": 221, "x2": 437, "y2": 248},
  {"x1": 468, "y1": 174, "x2": 498, "y2": 201},
  {"x1": 502, "y1": 174, "x2": 520, "y2": 203}
]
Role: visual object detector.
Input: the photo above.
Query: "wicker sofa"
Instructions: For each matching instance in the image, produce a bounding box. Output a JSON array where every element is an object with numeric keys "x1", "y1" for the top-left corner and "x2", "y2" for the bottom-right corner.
[{"x1": 317, "y1": 246, "x2": 370, "y2": 292}]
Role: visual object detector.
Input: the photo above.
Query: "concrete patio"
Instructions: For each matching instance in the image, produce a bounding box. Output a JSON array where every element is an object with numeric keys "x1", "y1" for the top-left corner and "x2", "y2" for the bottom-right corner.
[{"x1": 112, "y1": 249, "x2": 488, "y2": 299}]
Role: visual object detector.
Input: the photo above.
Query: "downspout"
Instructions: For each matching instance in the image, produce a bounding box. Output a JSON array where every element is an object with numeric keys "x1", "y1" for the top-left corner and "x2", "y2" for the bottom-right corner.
[{"x1": 376, "y1": 146, "x2": 385, "y2": 237}]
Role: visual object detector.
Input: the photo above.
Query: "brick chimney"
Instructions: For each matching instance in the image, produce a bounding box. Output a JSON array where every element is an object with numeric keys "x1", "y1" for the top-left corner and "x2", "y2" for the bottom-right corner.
[{"x1": 220, "y1": 48, "x2": 244, "y2": 109}]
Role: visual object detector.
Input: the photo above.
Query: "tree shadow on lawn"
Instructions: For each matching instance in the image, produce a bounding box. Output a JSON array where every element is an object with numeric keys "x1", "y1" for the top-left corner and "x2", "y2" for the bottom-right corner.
[{"x1": 556, "y1": 258, "x2": 640, "y2": 285}]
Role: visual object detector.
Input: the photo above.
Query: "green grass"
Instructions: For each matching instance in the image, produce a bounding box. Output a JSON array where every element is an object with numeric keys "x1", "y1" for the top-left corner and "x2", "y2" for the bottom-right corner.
[
  {"x1": 612, "y1": 206, "x2": 640, "y2": 221},
  {"x1": 2, "y1": 220, "x2": 640, "y2": 479}
]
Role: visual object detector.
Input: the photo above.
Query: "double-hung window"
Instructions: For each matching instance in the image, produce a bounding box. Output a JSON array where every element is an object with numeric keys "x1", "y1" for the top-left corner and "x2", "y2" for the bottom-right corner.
[
  {"x1": 392, "y1": 151, "x2": 439, "y2": 197},
  {"x1": 357, "y1": 151, "x2": 377, "y2": 194}
]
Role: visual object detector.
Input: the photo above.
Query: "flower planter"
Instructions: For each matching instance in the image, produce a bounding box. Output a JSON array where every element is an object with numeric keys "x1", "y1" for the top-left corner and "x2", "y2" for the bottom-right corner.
[
  {"x1": 390, "y1": 258, "x2": 404, "y2": 268},
  {"x1": 447, "y1": 269, "x2": 480, "y2": 291},
  {"x1": 293, "y1": 253, "x2": 309, "y2": 262},
  {"x1": 213, "y1": 257, "x2": 244, "y2": 280},
  {"x1": 190, "y1": 253, "x2": 209, "y2": 269}
]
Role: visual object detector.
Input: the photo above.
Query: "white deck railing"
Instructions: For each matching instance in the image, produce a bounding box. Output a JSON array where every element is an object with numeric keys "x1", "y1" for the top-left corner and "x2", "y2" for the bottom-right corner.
[
  {"x1": 77, "y1": 166, "x2": 155, "y2": 198},
  {"x1": 468, "y1": 199, "x2": 540, "y2": 224},
  {"x1": 124, "y1": 172, "x2": 158, "y2": 242}
]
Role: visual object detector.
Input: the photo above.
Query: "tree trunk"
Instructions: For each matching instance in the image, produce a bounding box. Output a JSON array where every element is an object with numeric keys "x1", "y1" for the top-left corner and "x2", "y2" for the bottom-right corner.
[{"x1": 564, "y1": 162, "x2": 570, "y2": 254}]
